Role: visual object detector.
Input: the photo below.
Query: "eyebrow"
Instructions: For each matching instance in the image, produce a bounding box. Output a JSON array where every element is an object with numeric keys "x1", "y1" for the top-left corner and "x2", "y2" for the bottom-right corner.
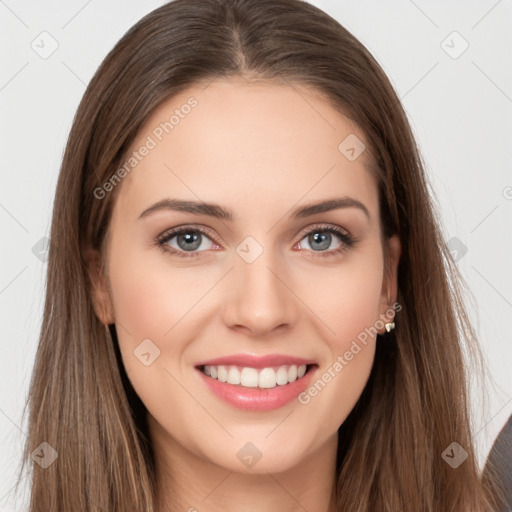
[{"x1": 138, "y1": 196, "x2": 370, "y2": 221}]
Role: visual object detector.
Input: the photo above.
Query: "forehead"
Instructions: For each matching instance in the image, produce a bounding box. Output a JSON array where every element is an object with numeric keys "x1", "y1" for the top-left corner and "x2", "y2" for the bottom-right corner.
[{"x1": 112, "y1": 77, "x2": 378, "y2": 223}]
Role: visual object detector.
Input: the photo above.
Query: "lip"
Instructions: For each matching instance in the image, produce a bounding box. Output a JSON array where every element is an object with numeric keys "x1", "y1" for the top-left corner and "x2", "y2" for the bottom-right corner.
[
  {"x1": 194, "y1": 353, "x2": 317, "y2": 369},
  {"x1": 195, "y1": 363, "x2": 319, "y2": 412}
]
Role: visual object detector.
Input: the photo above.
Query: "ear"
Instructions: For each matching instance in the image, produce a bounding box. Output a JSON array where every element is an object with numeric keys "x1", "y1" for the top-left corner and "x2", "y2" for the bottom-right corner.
[
  {"x1": 82, "y1": 243, "x2": 115, "y2": 325},
  {"x1": 377, "y1": 234, "x2": 401, "y2": 332}
]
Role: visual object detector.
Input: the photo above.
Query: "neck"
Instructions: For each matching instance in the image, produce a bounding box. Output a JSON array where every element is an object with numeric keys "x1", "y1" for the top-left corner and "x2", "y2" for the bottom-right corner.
[{"x1": 149, "y1": 416, "x2": 339, "y2": 512}]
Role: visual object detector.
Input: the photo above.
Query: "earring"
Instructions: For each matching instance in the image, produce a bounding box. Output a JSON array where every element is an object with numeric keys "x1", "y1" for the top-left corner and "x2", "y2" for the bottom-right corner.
[{"x1": 385, "y1": 322, "x2": 395, "y2": 333}]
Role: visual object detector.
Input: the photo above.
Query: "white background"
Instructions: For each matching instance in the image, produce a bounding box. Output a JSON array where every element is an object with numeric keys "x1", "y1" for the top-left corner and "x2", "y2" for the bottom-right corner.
[{"x1": 1, "y1": 0, "x2": 511, "y2": 509}]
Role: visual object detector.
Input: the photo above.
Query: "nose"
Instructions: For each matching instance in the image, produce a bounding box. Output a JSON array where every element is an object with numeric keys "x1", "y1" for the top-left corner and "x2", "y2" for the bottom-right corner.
[{"x1": 221, "y1": 249, "x2": 299, "y2": 337}]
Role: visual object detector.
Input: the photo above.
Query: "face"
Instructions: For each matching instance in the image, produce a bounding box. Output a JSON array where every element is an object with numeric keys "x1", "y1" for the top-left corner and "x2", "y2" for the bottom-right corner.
[{"x1": 86, "y1": 76, "x2": 400, "y2": 477}]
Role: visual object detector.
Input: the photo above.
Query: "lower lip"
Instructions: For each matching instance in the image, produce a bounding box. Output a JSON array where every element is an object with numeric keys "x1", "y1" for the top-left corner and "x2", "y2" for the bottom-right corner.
[{"x1": 196, "y1": 365, "x2": 318, "y2": 412}]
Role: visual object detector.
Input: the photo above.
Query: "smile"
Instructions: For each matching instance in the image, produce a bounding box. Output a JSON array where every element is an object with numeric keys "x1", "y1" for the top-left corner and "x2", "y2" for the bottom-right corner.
[
  {"x1": 195, "y1": 363, "x2": 319, "y2": 412},
  {"x1": 200, "y1": 364, "x2": 311, "y2": 388}
]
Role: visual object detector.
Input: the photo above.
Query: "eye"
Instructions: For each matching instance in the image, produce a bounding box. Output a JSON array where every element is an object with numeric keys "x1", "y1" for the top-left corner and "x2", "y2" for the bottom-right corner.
[
  {"x1": 295, "y1": 224, "x2": 356, "y2": 258},
  {"x1": 155, "y1": 223, "x2": 356, "y2": 259},
  {"x1": 156, "y1": 225, "x2": 218, "y2": 259}
]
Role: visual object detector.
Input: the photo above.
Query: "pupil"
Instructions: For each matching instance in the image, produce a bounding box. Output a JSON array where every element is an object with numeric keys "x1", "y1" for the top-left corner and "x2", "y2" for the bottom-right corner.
[
  {"x1": 310, "y1": 232, "x2": 330, "y2": 251},
  {"x1": 178, "y1": 232, "x2": 201, "y2": 251}
]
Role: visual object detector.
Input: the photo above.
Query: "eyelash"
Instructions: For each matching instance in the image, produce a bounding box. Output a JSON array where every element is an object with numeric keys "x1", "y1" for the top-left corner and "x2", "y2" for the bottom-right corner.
[{"x1": 154, "y1": 223, "x2": 357, "y2": 260}]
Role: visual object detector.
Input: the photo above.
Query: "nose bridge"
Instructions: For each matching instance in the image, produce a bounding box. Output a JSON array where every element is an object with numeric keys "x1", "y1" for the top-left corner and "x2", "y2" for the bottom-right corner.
[{"x1": 223, "y1": 237, "x2": 297, "y2": 334}]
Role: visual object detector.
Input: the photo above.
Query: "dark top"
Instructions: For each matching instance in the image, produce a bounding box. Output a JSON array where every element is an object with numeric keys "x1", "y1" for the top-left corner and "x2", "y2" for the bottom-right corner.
[{"x1": 482, "y1": 413, "x2": 512, "y2": 511}]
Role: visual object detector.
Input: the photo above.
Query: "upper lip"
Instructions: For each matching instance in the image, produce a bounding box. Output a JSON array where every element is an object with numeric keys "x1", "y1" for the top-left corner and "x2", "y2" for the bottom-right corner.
[{"x1": 195, "y1": 353, "x2": 318, "y2": 369}]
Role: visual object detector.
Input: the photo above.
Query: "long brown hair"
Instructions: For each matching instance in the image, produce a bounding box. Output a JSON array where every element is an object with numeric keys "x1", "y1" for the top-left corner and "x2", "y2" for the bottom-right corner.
[{"x1": 14, "y1": 0, "x2": 505, "y2": 510}]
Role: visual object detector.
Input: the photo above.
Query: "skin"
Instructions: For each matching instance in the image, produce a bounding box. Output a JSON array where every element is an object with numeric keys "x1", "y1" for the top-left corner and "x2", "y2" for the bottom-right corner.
[{"x1": 85, "y1": 76, "x2": 401, "y2": 512}]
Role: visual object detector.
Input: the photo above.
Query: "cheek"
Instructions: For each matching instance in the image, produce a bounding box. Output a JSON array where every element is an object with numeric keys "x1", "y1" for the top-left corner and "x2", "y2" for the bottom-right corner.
[
  {"x1": 295, "y1": 248, "x2": 383, "y2": 411},
  {"x1": 106, "y1": 246, "x2": 200, "y2": 371},
  {"x1": 108, "y1": 237, "x2": 212, "y2": 330},
  {"x1": 106, "y1": 249, "x2": 205, "y2": 416},
  {"x1": 301, "y1": 252, "x2": 384, "y2": 347},
  {"x1": 296, "y1": 260, "x2": 383, "y2": 426}
]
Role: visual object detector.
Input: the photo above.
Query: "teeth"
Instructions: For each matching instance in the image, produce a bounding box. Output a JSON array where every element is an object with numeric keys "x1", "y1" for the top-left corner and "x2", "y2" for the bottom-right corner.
[
  {"x1": 201, "y1": 364, "x2": 309, "y2": 389},
  {"x1": 218, "y1": 365, "x2": 228, "y2": 383},
  {"x1": 241, "y1": 367, "x2": 259, "y2": 387},
  {"x1": 259, "y1": 367, "x2": 277, "y2": 388},
  {"x1": 276, "y1": 366, "x2": 288, "y2": 385},
  {"x1": 227, "y1": 366, "x2": 240, "y2": 385}
]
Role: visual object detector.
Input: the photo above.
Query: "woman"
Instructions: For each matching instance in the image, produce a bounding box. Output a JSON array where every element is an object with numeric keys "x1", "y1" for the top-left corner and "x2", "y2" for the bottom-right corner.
[{"x1": 15, "y1": 0, "x2": 505, "y2": 510}]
